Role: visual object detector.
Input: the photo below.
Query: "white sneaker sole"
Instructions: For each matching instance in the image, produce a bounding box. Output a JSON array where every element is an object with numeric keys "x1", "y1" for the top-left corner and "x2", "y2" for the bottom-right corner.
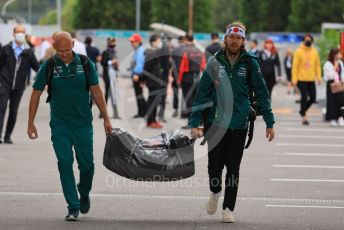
[{"x1": 223, "y1": 218, "x2": 235, "y2": 223}]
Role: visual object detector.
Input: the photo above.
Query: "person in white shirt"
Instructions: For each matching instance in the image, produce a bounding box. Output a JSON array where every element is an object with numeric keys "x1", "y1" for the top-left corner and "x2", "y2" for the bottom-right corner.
[
  {"x1": 323, "y1": 48, "x2": 344, "y2": 127},
  {"x1": 38, "y1": 38, "x2": 51, "y2": 61},
  {"x1": 71, "y1": 31, "x2": 87, "y2": 56}
]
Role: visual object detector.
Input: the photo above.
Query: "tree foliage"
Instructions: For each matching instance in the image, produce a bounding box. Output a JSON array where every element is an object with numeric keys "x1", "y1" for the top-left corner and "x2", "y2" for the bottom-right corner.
[
  {"x1": 212, "y1": 0, "x2": 240, "y2": 32},
  {"x1": 73, "y1": 0, "x2": 151, "y2": 30},
  {"x1": 238, "y1": 0, "x2": 291, "y2": 32},
  {"x1": 288, "y1": 0, "x2": 344, "y2": 32},
  {"x1": 150, "y1": 0, "x2": 214, "y2": 33},
  {"x1": 35, "y1": 0, "x2": 344, "y2": 33}
]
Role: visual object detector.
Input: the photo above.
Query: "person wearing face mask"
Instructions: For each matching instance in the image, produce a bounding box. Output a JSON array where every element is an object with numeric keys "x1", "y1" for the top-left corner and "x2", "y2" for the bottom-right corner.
[
  {"x1": 0, "y1": 25, "x2": 40, "y2": 144},
  {"x1": 292, "y1": 33, "x2": 321, "y2": 125},
  {"x1": 100, "y1": 37, "x2": 120, "y2": 119},
  {"x1": 141, "y1": 34, "x2": 164, "y2": 128}
]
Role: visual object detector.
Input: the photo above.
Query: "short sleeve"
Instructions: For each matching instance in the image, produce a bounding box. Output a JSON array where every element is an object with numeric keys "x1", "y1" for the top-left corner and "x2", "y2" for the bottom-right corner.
[
  {"x1": 32, "y1": 61, "x2": 48, "y2": 91},
  {"x1": 87, "y1": 58, "x2": 99, "y2": 86}
]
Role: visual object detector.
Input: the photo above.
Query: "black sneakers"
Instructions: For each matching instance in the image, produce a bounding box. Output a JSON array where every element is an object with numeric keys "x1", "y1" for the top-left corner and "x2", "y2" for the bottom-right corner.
[
  {"x1": 302, "y1": 120, "x2": 310, "y2": 125},
  {"x1": 4, "y1": 137, "x2": 13, "y2": 144},
  {"x1": 80, "y1": 196, "x2": 91, "y2": 214}
]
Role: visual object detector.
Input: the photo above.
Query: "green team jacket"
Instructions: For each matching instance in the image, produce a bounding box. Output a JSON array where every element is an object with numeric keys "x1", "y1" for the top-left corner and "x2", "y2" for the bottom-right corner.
[{"x1": 189, "y1": 49, "x2": 275, "y2": 129}]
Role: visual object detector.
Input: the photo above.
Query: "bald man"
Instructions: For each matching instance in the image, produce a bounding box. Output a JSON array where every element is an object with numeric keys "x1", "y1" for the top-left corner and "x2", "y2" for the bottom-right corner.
[
  {"x1": 28, "y1": 31, "x2": 112, "y2": 221},
  {"x1": 0, "y1": 25, "x2": 40, "y2": 144}
]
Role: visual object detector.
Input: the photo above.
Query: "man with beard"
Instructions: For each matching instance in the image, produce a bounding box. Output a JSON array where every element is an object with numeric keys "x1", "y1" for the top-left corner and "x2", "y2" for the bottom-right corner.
[{"x1": 189, "y1": 21, "x2": 275, "y2": 223}]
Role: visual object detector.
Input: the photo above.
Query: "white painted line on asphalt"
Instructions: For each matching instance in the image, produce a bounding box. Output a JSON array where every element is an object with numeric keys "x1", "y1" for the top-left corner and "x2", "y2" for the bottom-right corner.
[
  {"x1": 279, "y1": 122, "x2": 329, "y2": 127},
  {"x1": 285, "y1": 128, "x2": 344, "y2": 133},
  {"x1": 0, "y1": 192, "x2": 343, "y2": 204},
  {"x1": 281, "y1": 153, "x2": 344, "y2": 157},
  {"x1": 271, "y1": 179, "x2": 344, "y2": 183},
  {"x1": 277, "y1": 143, "x2": 344, "y2": 148},
  {"x1": 266, "y1": 204, "x2": 344, "y2": 209},
  {"x1": 278, "y1": 135, "x2": 344, "y2": 140},
  {"x1": 277, "y1": 117, "x2": 320, "y2": 122},
  {"x1": 273, "y1": 165, "x2": 344, "y2": 169}
]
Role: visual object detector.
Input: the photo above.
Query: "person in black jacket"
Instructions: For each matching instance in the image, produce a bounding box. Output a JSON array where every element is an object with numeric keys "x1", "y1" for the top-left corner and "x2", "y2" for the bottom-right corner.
[
  {"x1": 258, "y1": 38, "x2": 281, "y2": 99},
  {"x1": 100, "y1": 37, "x2": 120, "y2": 118},
  {"x1": 142, "y1": 34, "x2": 164, "y2": 128},
  {"x1": 84, "y1": 36, "x2": 100, "y2": 70},
  {"x1": 178, "y1": 34, "x2": 206, "y2": 129},
  {"x1": 205, "y1": 32, "x2": 222, "y2": 61},
  {"x1": 0, "y1": 25, "x2": 40, "y2": 144},
  {"x1": 171, "y1": 36, "x2": 185, "y2": 117}
]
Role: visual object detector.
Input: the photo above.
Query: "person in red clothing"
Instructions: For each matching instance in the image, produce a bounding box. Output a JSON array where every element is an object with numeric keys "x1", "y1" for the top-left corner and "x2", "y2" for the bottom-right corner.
[{"x1": 178, "y1": 34, "x2": 206, "y2": 129}]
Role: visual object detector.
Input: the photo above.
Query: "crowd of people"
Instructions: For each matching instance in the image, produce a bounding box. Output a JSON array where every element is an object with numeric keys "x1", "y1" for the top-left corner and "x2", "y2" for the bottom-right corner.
[
  {"x1": 1, "y1": 25, "x2": 344, "y2": 146},
  {"x1": 249, "y1": 35, "x2": 344, "y2": 127},
  {"x1": 0, "y1": 22, "x2": 343, "y2": 223}
]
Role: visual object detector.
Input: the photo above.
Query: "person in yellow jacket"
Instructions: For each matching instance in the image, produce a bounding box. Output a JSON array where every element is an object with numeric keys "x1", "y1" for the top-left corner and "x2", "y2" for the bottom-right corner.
[{"x1": 292, "y1": 33, "x2": 321, "y2": 125}]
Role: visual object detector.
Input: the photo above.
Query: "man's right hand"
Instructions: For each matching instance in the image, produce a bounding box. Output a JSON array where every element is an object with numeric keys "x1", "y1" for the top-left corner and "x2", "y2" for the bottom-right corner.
[
  {"x1": 190, "y1": 128, "x2": 203, "y2": 139},
  {"x1": 27, "y1": 123, "x2": 38, "y2": 139}
]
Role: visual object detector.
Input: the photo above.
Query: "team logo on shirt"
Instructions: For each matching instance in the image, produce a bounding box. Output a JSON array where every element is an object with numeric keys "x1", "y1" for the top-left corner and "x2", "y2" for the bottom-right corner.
[
  {"x1": 257, "y1": 66, "x2": 262, "y2": 74},
  {"x1": 76, "y1": 64, "x2": 84, "y2": 74},
  {"x1": 218, "y1": 65, "x2": 226, "y2": 78},
  {"x1": 52, "y1": 66, "x2": 63, "y2": 78},
  {"x1": 238, "y1": 66, "x2": 247, "y2": 77}
]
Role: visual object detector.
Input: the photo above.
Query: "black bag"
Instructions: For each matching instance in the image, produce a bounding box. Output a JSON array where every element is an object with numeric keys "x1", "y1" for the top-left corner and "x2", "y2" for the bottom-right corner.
[{"x1": 103, "y1": 129, "x2": 195, "y2": 181}]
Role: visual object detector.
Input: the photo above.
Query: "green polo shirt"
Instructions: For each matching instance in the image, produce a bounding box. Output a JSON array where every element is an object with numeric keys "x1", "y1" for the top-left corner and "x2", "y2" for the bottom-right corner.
[{"x1": 33, "y1": 53, "x2": 99, "y2": 128}]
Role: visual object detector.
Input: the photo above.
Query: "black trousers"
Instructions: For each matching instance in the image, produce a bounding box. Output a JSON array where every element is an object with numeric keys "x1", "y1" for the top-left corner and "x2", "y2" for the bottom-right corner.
[
  {"x1": 0, "y1": 88, "x2": 24, "y2": 139},
  {"x1": 181, "y1": 74, "x2": 198, "y2": 119},
  {"x1": 297, "y1": 81, "x2": 316, "y2": 116},
  {"x1": 146, "y1": 87, "x2": 161, "y2": 124},
  {"x1": 102, "y1": 73, "x2": 110, "y2": 104},
  {"x1": 181, "y1": 81, "x2": 194, "y2": 118},
  {"x1": 133, "y1": 79, "x2": 146, "y2": 117},
  {"x1": 208, "y1": 128, "x2": 248, "y2": 211},
  {"x1": 172, "y1": 78, "x2": 179, "y2": 110},
  {"x1": 158, "y1": 86, "x2": 167, "y2": 118},
  {"x1": 326, "y1": 80, "x2": 344, "y2": 121},
  {"x1": 263, "y1": 74, "x2": 275, "y2": 99}
]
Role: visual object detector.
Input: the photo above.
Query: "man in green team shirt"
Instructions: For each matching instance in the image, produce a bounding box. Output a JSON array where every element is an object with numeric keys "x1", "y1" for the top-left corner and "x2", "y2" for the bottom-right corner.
[{"x1": 27, "y1": 31, "x2": 112, "y2": 221}]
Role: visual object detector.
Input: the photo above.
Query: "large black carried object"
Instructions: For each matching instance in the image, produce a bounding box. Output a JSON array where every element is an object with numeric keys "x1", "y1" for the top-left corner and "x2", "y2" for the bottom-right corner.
[{"x1": 103, "y1": 128, "x2": 195, "y2": 181}]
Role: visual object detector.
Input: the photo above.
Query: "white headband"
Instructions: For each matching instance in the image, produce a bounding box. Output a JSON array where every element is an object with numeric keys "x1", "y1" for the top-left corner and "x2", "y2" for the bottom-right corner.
[{"x1": 224, "y1": 26, "x2": 246, "y2": 39}]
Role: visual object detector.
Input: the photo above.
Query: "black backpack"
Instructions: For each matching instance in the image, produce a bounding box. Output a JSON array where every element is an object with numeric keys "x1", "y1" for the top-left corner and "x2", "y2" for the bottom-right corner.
[{"x1": 45, "y1": 54, "x2": 91, "y2": 105}]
